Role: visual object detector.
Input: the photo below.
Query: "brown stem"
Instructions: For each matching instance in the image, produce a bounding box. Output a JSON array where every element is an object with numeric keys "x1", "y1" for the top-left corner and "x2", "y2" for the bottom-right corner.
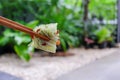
[{"x1": 83, "y1": 0, "x2": 90, "y2": 21}]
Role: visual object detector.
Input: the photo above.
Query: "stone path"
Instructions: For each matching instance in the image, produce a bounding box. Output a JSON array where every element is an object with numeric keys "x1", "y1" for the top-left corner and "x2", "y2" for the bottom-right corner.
[
  {"x1": 0, "y1": 71, "x2": 22, "y2": 80},
  {"x1": 0, "y1": 48, "x2": 119, "y2": 80},
  {"x1": 56, "y1": 49, "x2": 120, "y2": 80}
]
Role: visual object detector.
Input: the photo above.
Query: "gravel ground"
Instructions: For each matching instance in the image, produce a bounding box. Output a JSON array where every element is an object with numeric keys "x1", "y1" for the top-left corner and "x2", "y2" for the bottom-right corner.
[{"x1": 0, "y1": 48, "x2": 119, "y2": 80}]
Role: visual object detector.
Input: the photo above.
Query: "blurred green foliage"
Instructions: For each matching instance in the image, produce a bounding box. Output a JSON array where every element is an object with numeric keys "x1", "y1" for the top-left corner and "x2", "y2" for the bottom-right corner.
[
  {"x1": 94, "y1": 27, "x2": 113, "y2": 43},
  {"x1": 0, "y1": 0, "x2": 117, "y2": 61},
  {"x1": 89, "y1": 0, "x2": 117, "y2": 20}
]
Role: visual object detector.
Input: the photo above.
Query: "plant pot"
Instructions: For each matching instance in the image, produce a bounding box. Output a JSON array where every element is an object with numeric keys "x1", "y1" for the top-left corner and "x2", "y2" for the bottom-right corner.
[
  {"x1": 85, "y1": 44, "x2": 90, "y2": 49},
  {"x1": 98, "y1": 42, "x2": 107, "y2": 49},
  {"x1": 85, "y1": 44, "x2": 94, "y2": 49},
  {"x1": 107, "y1": 42, "x2": 115, "y2": 48},
  {"x1": 56, "y1": 44, "x2": 69, "y2": 52}
]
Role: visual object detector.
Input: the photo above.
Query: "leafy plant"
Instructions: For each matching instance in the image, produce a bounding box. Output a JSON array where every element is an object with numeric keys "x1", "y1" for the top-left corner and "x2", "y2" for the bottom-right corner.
[
  {"x1": 94, "y1": 27, "x2": 112, "y2": 43},
  {"x1": 89, "y1": 0, "x2": 117, "y2": 20},
  {"x1": 0, "y1": 20, "x2": 38, "y2": 61},
  {"x1": 14, "y1": 45, "x2": 32, "y2": 62},
  {"x1": 0, "y1": 0, "x2": 117, "y2": 61},
  {"x1": 60, "y1": 31, "x2": 80, "y2": 51}
]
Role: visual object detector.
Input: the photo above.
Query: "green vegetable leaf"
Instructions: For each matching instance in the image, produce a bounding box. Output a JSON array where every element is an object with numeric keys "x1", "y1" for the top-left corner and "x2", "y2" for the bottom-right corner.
[
  {"x1": 14, "y1": 45, "x2": 32, "y2": 62},
  {"x1": 14, "y1": 36, "x2": 31, "y2": 45},
  {"x1": 0, "y1": 36, "x2": 9, "y2": 46},
  {"x1": 25, "y1": 20, "x2": 39, "y2": 29},
  {"x1": 3, "y1": 29, "x2": 16, "y2": 37}
]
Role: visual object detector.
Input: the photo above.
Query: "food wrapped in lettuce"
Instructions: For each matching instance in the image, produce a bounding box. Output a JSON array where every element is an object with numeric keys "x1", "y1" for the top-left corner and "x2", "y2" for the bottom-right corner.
[{"x1": 29, "y1": 23, "x2": 59, "y2": 53}]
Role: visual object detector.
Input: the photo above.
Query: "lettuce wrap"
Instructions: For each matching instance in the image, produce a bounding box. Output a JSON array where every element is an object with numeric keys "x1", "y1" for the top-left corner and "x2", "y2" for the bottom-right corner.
[{"x1": 29, "y1": 23, "x2": 59, "y2": 53}]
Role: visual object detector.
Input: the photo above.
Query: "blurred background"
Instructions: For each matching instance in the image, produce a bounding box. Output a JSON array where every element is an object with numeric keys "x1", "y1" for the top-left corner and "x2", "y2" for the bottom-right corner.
[{"x1": 0, "y1": 0, "x2": 117, "y2": 61}]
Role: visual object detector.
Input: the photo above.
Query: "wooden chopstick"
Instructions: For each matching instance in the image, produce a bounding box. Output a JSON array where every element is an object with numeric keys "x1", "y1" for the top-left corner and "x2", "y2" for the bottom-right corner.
[
  {"x1": 0, "y1": 16, "x2": 32, "y2": 31},
  {"x1": 0, "y1": 16, "x2": 50, "y2": 41}
]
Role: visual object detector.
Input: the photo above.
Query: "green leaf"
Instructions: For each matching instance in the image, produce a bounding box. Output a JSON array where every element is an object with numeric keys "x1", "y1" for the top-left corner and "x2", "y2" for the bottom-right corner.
[
  {"x1": 94, "y1": 27, "x2": 111, "y2": 43},
  {"x1": 60, "y1": 38, "x2": 67, "y2": 51},
  {"x1": 3, "y1": 29, "x2": 16, "y2": 37},
  {"x1": 0, "y1": 36, "x2": 9, "y2": 46},
  {"x1": 14, "y1": 36, "x2": 31, "y2": 45},
  {"x1": 25, "y1": 20, "x2": 39, "y2": 29},
  {"x1": 14, "y1": 45, "x2": 32, "y2": 62},
  {"x1": 0, "y1": 3, "x2": 2, "y2": 9}
]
